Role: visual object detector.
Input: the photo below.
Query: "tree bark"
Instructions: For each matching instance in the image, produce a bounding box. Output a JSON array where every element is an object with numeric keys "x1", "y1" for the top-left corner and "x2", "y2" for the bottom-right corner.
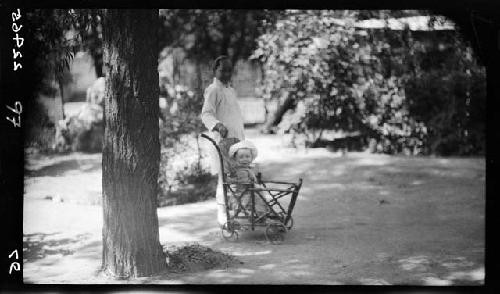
[
  {"x1": 261, "y1": 95, "x2": 295, "y2": 133},
  {"x1": 91, "y1": 9, "x2": 104, "y2": 77},
  {"x1": 93, "y1": 50, "x2": 104, "y2": 78},
  {"x1": 219, "y1": 12, "x2": 230, "y2": 56},
  {"x1": 231, "y1": 12, "x2": 247, "y2": 66},
  {"x1": 57, "y1": 78, "x2": 65, "y2": 120},
  {"x1": 194, "y1": 56, "x2": 204, "y2": 101},
  {"x1": 101, "y1": 9, "x2": 165, "y2": 278}
]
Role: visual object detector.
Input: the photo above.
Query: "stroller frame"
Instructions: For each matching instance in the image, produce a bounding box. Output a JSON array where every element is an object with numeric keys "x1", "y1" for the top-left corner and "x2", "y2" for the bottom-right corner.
[{"x1": 201, "y1": 134, "x2": 302, "y2": 243}]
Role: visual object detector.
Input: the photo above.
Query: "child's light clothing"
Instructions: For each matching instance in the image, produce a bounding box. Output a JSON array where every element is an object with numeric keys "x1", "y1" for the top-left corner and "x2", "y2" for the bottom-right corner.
[
  {"x1": 218, "y1": 137, "x2": 240, "y2": 175},
  {"x1": 227, "y1": 163, "x2": 268, "y2": 219}
]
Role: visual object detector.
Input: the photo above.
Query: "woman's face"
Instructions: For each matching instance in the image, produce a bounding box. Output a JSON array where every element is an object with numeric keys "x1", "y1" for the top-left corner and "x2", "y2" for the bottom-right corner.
[
  {"x1": 215, "y1": 59, "x2": 233, "y2": 84},
  {"x1": 235, "y1": 149, "x2": 253, "y2": 166}
]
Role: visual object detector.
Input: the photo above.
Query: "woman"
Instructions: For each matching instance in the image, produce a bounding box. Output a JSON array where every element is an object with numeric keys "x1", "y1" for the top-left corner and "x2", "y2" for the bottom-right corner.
[{"x1": 201, "y1": 55, "x2": 245, "y2": 226}]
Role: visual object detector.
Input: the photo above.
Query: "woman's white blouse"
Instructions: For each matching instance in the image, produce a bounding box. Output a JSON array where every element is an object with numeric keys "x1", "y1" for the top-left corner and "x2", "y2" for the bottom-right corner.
[{"x1": 201, "y1": 78, "x2": 245, "y2": 142}]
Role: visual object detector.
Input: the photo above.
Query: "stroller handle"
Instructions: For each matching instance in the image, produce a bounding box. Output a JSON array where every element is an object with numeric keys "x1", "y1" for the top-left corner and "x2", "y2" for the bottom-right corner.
[
  {"x1": 200, "y1": 132, "x2": 228, "y2": 173},
  {"x1": 200, "y1": 133, "x2": 231, "y2": 223},
  {"x1": 200, "y1": 133, "x2": 217, "y2": 146},
  {"x1": 200, "y1": 133, "x2": 224, "y2": 166}
]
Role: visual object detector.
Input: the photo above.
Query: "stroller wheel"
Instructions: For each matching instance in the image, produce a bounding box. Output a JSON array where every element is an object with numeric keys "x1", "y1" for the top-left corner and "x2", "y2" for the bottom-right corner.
[
  {"x1": 279, "y1": 213, "x2": 294, "y2": 230},
  {"x1": 265, "y1": 223, "x2": 286, "y2": 244},
  {"x1": 221, "y1": 222, "x2": 239, "y2": 242}
]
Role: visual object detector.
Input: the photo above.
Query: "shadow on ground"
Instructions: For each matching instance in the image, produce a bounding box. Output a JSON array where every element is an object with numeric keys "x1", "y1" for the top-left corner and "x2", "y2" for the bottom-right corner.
[
  {"x1": 25, "y1": 157, "x2": 101, "y2": 177},
  {"x1": 395, "y1": 255, "x2": 484, "y2": 285},
  {"x1": 23, "y1": 232, "x2": 97, "y2": 263},
  {"x1": 23, "y1": 148, "x2": 484, "y2": 284}
]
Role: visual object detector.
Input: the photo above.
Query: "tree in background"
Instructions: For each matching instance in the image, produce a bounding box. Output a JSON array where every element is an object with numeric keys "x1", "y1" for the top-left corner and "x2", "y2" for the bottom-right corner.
[
  {"x1": 252, "y1": 10, "x2": 391, "y2": 141},
  {"x1": 101, "y1": 9, "x2": 165, "y2": 278},
  {"x1": 22, "y1": 9, "x2": 79, "y2": 124},
  {"x1": 72, "y1": 9, "x2": 104, "y2": 77},
  {"x1": 252, "y1": 10, "x2": 485, "y2": 155},
  {"x1": 157, "y1": 85, "x2": 213, "y2": 207},
  {"x1": 159, "y1": 9, "x2": 279, "y2": 65},
  {"x1": 360, "y1": 13, "x2": 486, "y2": 155},
  {"x1": 157, "y1": 9, "x2": 279, "y2": 139},
  {"x1": 23, "y1": 7, "x2": 167, "y2": 278},
  {"x1": 158, "y1": 9, "x2": 279, "y2": 97},
  {"x1": 401, "y1": 22, "x2": 486, "y2": 155},
  {"x1": 23, "y1": 9, "x2": 109, "y2": 152},
  {"x1": 155, "y1": 10, "x2": 281, "y2": 206}
]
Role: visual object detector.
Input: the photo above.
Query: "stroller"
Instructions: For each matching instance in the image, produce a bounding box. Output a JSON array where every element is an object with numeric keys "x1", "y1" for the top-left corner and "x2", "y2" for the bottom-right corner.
[{"x1": 201, "y1": 134, "x2": 302, "y2": 244}]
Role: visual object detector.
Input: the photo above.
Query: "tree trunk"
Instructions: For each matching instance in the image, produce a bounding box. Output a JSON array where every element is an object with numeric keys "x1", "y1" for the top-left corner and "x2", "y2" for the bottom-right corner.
[
  {"x1": 93, "y1": 50, "x2": 104, "y2": 78},
  {"x1": 231, "y1": 12, "x2": 247, "y2": 66},
  {"x1": 101, "y1": 9, "x2": 165, "y2": 278},
  {"x1": 194, "y1": 56, "x2": 204, "y2": 100},
  {"x1": 219, "y1": 12, "x2": 230, "y2": 56},
  {"x1": 172, "y1": 48, "x2": 182, "y2": 85},
  {"x1": 195, "y1": 134, "x2": 202, "y2": 172},
  {"x1": 261, "y1": 95, "x2": 295, "y2": 133},
  {"x1": 91, "y1": 10, "x2": 104, "y2": 77},
  {"x1": 57, "y1": 78, "x2": 65, "y2": 120}
]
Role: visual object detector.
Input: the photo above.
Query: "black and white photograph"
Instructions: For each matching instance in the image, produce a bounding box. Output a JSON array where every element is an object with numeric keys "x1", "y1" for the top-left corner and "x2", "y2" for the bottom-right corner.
[{"x1": 1, "y1": 4, "x2": 496, "y2": 288}]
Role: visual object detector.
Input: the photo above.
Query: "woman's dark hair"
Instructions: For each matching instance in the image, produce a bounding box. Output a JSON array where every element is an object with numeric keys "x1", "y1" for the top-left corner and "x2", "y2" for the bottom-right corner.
[{"x1": 213, "y1": 55, "x2": 229, "y2": 73}]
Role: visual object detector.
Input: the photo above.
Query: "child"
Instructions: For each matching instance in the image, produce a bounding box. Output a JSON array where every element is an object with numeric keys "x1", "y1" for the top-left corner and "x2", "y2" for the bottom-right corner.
[
  {"x1": 227, "y1": 140, "x2": 268, "y2": 220},
  {"x1": 218, "y1": 137, "x2": 240, "y2": 176}
]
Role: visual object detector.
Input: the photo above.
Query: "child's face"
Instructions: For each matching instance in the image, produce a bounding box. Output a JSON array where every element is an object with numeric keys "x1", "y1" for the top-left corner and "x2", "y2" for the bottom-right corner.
[
  {"x1": 234, "y1": 149, "x2": 253, "y2": 166},
  {"x1": 215, "y1": 59, "x2": 233, "y2": 84}
]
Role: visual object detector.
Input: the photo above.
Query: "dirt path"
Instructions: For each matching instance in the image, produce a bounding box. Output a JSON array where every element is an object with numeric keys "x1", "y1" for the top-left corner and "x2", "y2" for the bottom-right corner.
[{"x1": 23, "y1": 134, "x2": 485, "y2": 285}]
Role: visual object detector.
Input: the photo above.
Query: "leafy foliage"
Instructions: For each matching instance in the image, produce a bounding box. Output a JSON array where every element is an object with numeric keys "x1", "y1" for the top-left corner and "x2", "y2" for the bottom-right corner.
[
  {"x1": 27, "y1": 10, "x2": 78, "y2": 83},
  {"x1": 374, "y1": 18, "x2": 486, "y2": 155},
  {"x1": 25, "y1": 9, "x2": 105, "y2": 95},
  {"x1": 155, "y1": 8, "x2": 282, "y2": 204},
  {"x1": 23, "y1": 9, "x2": 108, "y2": 153},
  {"x1": 252, "y1": 10, "x2": 485, "y2": 155},
  {"x1": 252, "y1": 10, "x2": 400, "y2": 144},
  {"x1": 158, "y1": 84, "x2": 215, "y2": 207},
  {"x1": 70, "y1": 9, "x2": 104, "y2": 76},
  {"x1": 404, "y1": 47, "x2": 486, "y2": 155},
  {"x1": 159, "y1": 84, "x2": 204, "y2": 146},
  {"x1": 159, "y1": 9, "x2": 280, "y2": 64},
  {"x1": 21, "y1": 9, "x2": 80, "y2": 135},
  {"x1": 158, "y1": 141, "x2": 216, "y2": 207}
]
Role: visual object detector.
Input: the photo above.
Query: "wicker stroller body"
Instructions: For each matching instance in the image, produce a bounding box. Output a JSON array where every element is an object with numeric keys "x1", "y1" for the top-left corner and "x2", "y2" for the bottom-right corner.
[{"x1": 201, "y1": 134, "x2": 302, "y2": 243}]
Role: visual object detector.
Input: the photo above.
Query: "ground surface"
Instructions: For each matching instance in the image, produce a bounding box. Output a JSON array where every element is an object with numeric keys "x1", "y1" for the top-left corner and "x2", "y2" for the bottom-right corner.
[{"x1": 23, "y1": 130, "x2": 485, "y2": 284}]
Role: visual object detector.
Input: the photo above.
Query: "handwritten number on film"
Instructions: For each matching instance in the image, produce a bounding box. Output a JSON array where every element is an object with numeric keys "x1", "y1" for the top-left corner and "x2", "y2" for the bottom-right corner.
[
  {"x1": 6, "y1": 102, "x2": 22, "y2": 127},
  {"x1": 6, "y1": 9, "x2": 23, "y2": 275},
  {"x1": 9, "y1": 250, "x2": 20, "y2": 274},
  {"x1": 12, "y1": 9, "x2": 23, "y2": 71},
  {"x1": 7, "y1": 9, "x2": 23, "y2": 128}
]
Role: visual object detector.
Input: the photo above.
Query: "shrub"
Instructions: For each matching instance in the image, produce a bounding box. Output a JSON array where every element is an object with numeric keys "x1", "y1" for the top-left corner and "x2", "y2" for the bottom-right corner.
[
  {"x1": 158, "y1": 135, "x2": 216, "y2": 207},
  {"x1": 252, "y1": 10, "x2": 485, "y2": 155},
  {"x1": 157, "y1": 84, "x2": 216, "y2": 206}
]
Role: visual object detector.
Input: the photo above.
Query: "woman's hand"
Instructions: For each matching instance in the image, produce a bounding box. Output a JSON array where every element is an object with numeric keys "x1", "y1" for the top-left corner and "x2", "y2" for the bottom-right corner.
[{"x1": 213, "y1": 122, "x2": 228, "y2": 138}]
